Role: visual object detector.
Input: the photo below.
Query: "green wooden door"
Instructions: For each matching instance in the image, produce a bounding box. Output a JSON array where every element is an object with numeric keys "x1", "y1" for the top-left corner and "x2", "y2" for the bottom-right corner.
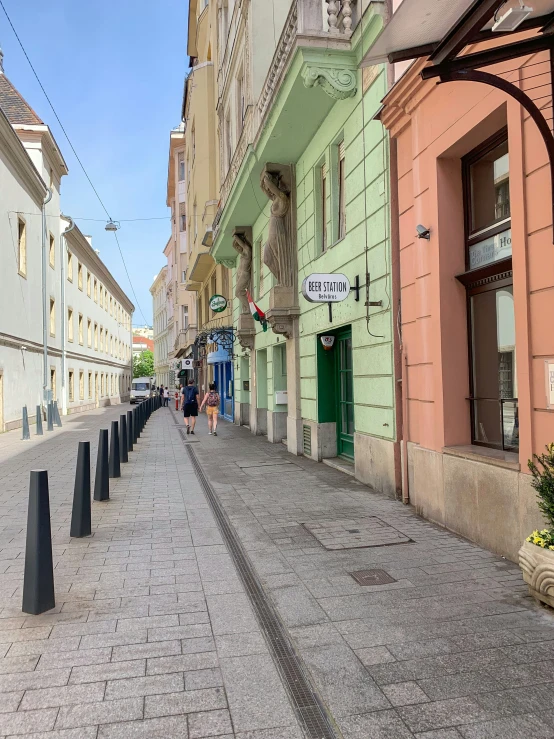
[{"x1": 336, "y1": 330, "x2": 354, "y2": 458}]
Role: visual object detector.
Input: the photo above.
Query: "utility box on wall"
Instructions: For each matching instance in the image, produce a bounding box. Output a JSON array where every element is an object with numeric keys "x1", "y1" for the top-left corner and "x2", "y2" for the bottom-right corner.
[{"x1": 275, "y1": 390, "x2": 288, "y2": 405}]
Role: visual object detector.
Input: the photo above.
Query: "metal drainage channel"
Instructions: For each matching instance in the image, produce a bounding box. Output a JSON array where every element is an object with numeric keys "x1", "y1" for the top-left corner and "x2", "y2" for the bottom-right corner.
[{"x1": 185, "y1": 444, "x2": 340, "y2": 739}]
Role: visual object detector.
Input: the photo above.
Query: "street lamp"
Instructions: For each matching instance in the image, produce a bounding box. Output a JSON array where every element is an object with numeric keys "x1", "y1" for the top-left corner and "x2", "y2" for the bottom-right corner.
[{"x1": 105, "y1": 220, "x2": 120, "y2": 232}]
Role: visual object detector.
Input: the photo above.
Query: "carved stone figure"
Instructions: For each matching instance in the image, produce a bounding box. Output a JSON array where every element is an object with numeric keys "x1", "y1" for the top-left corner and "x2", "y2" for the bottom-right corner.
[
  {"x1": 260, "y1": 171, "x2": 293, "y2": 288},
  {"x1": 232, "y1": 231, "x2": 252, "y2": 315}
]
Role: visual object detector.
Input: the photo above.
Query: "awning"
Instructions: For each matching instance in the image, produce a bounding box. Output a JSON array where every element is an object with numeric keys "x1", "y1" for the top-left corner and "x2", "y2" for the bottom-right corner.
[{"x1": 360, "y1": 0, "x2": 554, "y2": 67}]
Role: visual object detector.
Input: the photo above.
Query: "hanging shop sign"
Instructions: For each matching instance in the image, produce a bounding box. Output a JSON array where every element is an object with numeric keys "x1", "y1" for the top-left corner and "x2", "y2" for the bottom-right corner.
[
  {"x1": 320, "y1": 335, "x2": 336, "y2": 351},
  {"x1": 209, "y1": 294, "x2": 228, "y2": 313},
  {"x1": 302, "y1": 273, "x2": 351, "y2": 303}
]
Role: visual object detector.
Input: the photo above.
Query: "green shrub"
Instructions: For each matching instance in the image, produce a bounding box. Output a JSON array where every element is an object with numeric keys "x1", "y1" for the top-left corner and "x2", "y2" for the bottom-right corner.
[{"x1": 528, "y1": 442, "x2": 554, "y2": 530}]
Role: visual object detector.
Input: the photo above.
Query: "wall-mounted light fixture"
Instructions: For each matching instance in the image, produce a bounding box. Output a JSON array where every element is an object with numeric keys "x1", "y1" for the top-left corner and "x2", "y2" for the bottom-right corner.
[
  {"x1": 416, "y1": 224, "x2": 431, "y2": 240},
  {"x1": 492, "y1": 1, "x2": 533, "y2": 33}
]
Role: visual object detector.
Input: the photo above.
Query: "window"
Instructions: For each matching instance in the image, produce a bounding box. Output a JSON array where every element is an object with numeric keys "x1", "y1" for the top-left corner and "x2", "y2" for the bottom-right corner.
[
  {"x1": 461, "y1": 130, "x2": 516, "y2": 452},
  {"x1": 79, "y1": 370, "x2": 84, "y2": 400},
  {"x1": 194, "y1": 201, "x2": 198, "y2": 241},
  {"x1": 101, "y1": 374, "x2": 105, "y2": 397},
  {"x1": 183, "y1": 305, "x2": 189, "y2": 329},
  {"x1": 78, "y1": 263, "x2": 83, "y2": 290},
  {"x1": 338, "y1": 141, "x2": 346, "y2": 240},
  {"x1": 68, "y1": 370, "x2": 74, "y2": 402},
  {"x1": 49, "y1": 233, "x2": 55, "y2": 268},
  {"x1": 50, "y1": 368, "x2": 56, "y2": 400},
  {"x1": 99, "y1": 286, "x2": 103, "y2": 308},
  {"x1": 236, "y1": 70, "x2": 245, "y2": 133},
  {"x1": 49, "y1": 167, "x2": 54, "y2": 189},
  {"x1": 87, "y1": 319, "x2": 92, "y2": 347},
  {"x1": 100, "y1": 327, "x2": 104, "y2": 352},
  {"x1": 94, "y1": 323, "x2": 98, "y2": 350},
  {"x1": 222, "y1": 267, "x2": 229, "y2": 300},
  {"x1": 78, "y1": 313, "x2": 83, "y2": 344},
  {"x1": 109, "y1": 296, "x2": 113, "y2": 316},
  {"x1": 180, "y1": 202, "x2": 186, "y2": 232},
  {"x1": 88, "y1": 371, "x2": 93, "y2": 399},
  {"x1": 94, "y1": 279, "x2": 98, "y2": 302},
  {"x1": 191, "y1": 124, "x2": 196, "y2": 163},
  {"x1": 105, "y1": 292, "x2": 109, "y2": 313},
  {"x1": 17, "y1": 218, "x2": 26, "y2": 276},
  {"x1": 321, "y1": 162, "x2": 328, "y2": 252},
  {"x1": 67, "y1": 308, "x2": 73, "y2": 342},
  {"x1": 67, "y1": 251, "x2": 73, "y2": 282},
  {"x1": 87, "y1": 272, "x2": 91, "y2": 297},
  {"x1": 50, "y1": 299, "x2": 55, "y2": 336},
  {"x1": 225, "y1": 112, "x2": 232, "y2": 170},
  {"x1": 178, "y1": 151, "x2": 185, "y2": 181}
]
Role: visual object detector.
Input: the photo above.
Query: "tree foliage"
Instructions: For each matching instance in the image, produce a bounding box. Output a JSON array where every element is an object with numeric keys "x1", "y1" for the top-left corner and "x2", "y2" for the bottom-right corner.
[
  {"x1": 528, "y1": 443, "x2": 554, "y2": 529},
  {"x1": 133, "y1": 350, "x2": 154, "y2": 379}
]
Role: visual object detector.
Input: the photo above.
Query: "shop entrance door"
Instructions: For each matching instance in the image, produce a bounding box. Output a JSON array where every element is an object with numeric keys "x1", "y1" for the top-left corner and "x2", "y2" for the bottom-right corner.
[{"x1": 336, "y1": 329, "x2": 354, "y2": 458}]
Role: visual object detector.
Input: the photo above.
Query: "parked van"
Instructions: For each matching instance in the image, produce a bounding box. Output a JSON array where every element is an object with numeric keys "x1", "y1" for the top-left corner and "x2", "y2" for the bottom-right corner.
[{"x1": 130, "y1": 377, "x2": 153, "y2": 404}]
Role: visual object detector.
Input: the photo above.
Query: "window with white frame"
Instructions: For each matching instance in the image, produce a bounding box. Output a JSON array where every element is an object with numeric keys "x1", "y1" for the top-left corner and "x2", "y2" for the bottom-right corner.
[{"x1": 178, "y1": 151, "x2": 185, "y2": 181}]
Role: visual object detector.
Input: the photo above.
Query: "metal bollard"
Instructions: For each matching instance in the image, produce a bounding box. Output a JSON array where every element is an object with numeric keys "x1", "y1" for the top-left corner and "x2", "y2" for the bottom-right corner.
[
  {"x1": 93, "y1": 429, "x2": 109, "y2": 501},
  {"x1": 119, "y1": 414, "x2": 128, "y2": 463},
  {"x1": 22, "y1": 470, "x2": 55, "y2": 614},
  {"x1": 47, "y1": 402, "x2": 54, "y2": 432},
  {"x1": 22, "y1": 406, "x2": 30, "y2": 440},
  {"x1": 133, "y1": 407, "x2": 139, "y2": 444},
  {"x1": 70, "y1": 441, "x2": 91, "y2": 538},
  {"x1": 109, "y1": 421, "x2": 121, "y2": 479},
  {"x1": 36, "y1": 405, "x2": 43, "y2": 435},
  {"x1": 53, "y1": 400, "x2": 62, "y2": 427},
  {"x1": 127, "y1": 410, "x2": 134, "y2": 452}
]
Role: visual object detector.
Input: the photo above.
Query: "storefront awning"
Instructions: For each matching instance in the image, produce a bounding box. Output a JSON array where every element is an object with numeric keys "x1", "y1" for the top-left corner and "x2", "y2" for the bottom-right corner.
[{"x1": 361, "y1": 0, "x2": 554, "y2": 67}]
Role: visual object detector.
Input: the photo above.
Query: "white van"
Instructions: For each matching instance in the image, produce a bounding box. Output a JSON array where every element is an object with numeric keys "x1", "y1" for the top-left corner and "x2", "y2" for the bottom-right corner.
[{"x1": 130, "y1": 377, "x2": 153, "y2": 404}]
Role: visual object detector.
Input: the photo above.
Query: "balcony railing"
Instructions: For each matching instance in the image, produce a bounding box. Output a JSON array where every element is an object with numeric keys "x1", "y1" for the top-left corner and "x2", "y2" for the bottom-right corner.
[{"x1": 174, "y1": 326, "x2": 198, "y2": 356}]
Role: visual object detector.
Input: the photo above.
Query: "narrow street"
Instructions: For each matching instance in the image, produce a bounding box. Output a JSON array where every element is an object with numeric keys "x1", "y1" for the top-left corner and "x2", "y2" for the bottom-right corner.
[{"x1": 0, "y1": 406, "x2": 553, "y2": 738}]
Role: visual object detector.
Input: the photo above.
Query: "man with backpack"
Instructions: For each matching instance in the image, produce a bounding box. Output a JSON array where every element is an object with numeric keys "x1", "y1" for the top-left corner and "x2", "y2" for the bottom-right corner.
[
  {"x1": 200, "y1": 383, "x2": 220, "y2": 436},
  {"x1": 180, "y1": 378, "x2": 199, "y2": 434}
]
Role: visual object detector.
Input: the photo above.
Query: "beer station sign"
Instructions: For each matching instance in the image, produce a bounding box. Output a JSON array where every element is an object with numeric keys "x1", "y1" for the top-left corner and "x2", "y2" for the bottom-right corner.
[{"x1": 301, "y1": 273, "x2": 351, "y2": 303}]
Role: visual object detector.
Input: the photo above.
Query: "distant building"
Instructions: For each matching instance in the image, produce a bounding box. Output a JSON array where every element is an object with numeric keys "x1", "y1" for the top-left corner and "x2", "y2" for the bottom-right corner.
[
  {"x1": 132, "y1": 326, "x2": 153, "y2": 340},
  {"x1": 132, "y1": 335, "x2": 154, "y2": 356},
  {"x1": 0, "y1": 52, "x2": 133, "y2": 431},
  {"x1": 150, "y1": 267, "x2": 170, "y2": 388}
]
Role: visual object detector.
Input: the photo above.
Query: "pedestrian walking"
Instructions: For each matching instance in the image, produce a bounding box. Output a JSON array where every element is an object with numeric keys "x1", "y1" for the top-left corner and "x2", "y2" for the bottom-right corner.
[
  {"x1": 164, "y1": 387, "x2": 169, "y2": 407},
  {"x1": 200, "y1": 383, "x2": 220, "y2": 436},
  {"x1": 159, "y1": 386, "x2": 164, "y2": 405},
  {"x1": 180, "y1": 378, "x2": 199, "y2": 434}
]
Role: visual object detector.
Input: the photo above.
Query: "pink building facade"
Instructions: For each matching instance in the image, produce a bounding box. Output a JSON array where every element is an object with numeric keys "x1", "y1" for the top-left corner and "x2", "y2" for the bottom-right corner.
[{"x1": 380, "y1": 36, "x2": 554, "y2": 560}]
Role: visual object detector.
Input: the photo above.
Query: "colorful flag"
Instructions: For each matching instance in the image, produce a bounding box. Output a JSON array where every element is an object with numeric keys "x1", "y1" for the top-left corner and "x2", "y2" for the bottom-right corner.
[{"x1": 246, "y1": 290, "x2": 267, "y2": 332}]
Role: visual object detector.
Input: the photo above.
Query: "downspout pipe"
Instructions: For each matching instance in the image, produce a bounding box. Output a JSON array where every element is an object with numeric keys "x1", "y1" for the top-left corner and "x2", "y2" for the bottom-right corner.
[
  {"x1": 42, "y1": 189, "x2": 53, "y2": 402},
  {"x1": 60, "y1": 215, "x2": 76, "y2": 416}
]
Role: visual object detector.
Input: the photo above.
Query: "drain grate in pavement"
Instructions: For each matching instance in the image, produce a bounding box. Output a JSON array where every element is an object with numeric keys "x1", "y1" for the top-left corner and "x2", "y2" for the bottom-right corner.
[
  {"x1": 302, "y1": 517, "x2": 412, "y2": 549},
  {"x1": 350, "y1": 569, "x2": 397, "y2": 586},
  {"x1": 185, "y1": 445, "x2": 339, "y2": 739}
]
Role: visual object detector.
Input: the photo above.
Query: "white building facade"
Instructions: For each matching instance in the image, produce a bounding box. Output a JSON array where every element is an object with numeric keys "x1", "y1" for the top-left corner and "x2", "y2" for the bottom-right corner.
[
  {"x1": 0, "y1": 57, "x2": 133, "y2": 431},
  {"x1": 150, "y1": 266, "x2": 170, "y2": 388}
]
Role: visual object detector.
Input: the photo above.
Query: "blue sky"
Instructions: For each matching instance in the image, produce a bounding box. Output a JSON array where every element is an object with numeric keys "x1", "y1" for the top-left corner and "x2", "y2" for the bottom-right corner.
[{"x1": 1, "y1": 0, "x2": 189, "y2": 325}]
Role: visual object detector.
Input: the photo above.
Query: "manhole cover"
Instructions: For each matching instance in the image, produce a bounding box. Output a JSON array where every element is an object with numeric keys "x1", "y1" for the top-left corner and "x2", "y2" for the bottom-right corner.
[
  {"x1": 350, "y1": 569, "x2": 396, "y2": 586},
  {"x1": 302, "y1": 517, "x2": 412, "y2": 549}
]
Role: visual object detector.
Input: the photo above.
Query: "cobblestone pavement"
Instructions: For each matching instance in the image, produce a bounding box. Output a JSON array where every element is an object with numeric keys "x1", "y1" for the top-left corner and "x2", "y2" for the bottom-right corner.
[{"x1": 0, "y1": 406, "x2": 554, "y2": 738}]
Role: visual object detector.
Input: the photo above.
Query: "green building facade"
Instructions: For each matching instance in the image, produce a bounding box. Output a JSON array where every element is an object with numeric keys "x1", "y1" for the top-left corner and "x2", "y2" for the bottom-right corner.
[{"x1": 212, "y1": 2, "x2": 399, "y2": 495}]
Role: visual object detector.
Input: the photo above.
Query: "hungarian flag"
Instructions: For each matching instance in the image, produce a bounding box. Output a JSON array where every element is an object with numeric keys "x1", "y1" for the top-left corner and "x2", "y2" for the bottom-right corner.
[{"x1": 246, "y1": 290, "x2": 267, "y2": 331}]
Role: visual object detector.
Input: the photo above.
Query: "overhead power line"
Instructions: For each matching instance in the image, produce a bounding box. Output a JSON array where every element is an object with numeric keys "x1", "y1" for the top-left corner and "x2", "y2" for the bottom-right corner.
[{"x1": 0, "y1": 0, "x2": 149, "y2": 323}]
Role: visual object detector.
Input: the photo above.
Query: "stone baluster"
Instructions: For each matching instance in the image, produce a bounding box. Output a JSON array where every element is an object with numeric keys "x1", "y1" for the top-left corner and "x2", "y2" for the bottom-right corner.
[
  {"x1": 342, "y1": 0, "x2": 353, "y2": 37},
  {"x1": 326, "y1": 0, "x2": 340, "y2": 34}
]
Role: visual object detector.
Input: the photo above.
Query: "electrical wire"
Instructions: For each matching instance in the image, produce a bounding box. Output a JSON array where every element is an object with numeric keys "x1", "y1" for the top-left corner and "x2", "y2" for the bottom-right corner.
[{"x1": 0, "y1": 0, "x2": 153, "y2": 324}]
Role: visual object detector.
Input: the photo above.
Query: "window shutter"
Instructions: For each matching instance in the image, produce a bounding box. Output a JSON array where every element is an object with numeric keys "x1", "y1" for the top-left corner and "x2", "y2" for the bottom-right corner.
[{"x1": 338, "y1": 140, "x2": 345, "y2": 161}]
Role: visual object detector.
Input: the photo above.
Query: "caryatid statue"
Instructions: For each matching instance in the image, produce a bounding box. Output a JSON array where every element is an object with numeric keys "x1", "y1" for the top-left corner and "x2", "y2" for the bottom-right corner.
[
  {"x1": 232, "y1": 231, "x2": 252, "y2": 315},
  {"x1": 260, "y1": 170, "x2": 293, "y2": 288}
]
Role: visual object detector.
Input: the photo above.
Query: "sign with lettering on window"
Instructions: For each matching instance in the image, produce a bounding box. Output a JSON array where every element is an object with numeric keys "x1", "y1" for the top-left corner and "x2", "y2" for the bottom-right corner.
[
  {"x1": 469, "y1": 229, "x2": 512, "y2": 270},
  {"x1": 546, "y1": 360, "x2": 554, "y2": 409}
]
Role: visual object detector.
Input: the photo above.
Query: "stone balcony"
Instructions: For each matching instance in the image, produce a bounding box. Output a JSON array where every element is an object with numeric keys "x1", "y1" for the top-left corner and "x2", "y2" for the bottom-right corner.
[{"x1": 174, "y1": 326, "x2": 197, "y2": 358}]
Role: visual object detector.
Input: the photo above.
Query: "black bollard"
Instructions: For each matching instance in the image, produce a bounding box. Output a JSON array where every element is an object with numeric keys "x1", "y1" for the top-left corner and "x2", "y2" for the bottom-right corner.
[
  {"x1": 22, "y1": 470, "x2": 55, "y2": 614},
  {"x1": 133, "y1": 407, "x2": 138, "y2": 442},
  {"x1": 36, "y1": 405, "x2": 43, "y2": 435},
  {"x1": 94, "y1": 429, "x2": 109, "y2": 501},
  {"x1": 22, "y1": 406, "x2": 30, "y2": 440},
  {"x1": 109, "y1": 420, "x2": 121, "y2": 479},
  {"x1": 70, "y1": 442, "x2": 91, "y2": 538},
  {"x1": 47, "y1": 402, "x2": 54, "y2": 432},
  {"x1": 119, "y1": 414, "x2": 128, "y2": 463},
  {"x1": 53, "y1": 400, "x2": 62, "y2": 427},
  {"x1": 127, "y1": 410, "x2": 134, "y2": 451}
]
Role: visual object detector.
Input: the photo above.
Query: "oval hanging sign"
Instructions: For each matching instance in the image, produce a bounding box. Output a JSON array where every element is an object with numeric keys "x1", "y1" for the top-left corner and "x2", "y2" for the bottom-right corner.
[
  {"x1": 301, "y1": 273, "x2": 351, "y2": 303},
  {"x1": 209, "y1": 294, "x2": 228, "y2": 313}
]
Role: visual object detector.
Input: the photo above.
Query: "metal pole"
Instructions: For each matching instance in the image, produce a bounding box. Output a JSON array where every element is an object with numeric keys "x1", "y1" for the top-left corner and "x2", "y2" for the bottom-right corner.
[{"x1": 42, "y1": 189, "x2": 52, "y2": 403}]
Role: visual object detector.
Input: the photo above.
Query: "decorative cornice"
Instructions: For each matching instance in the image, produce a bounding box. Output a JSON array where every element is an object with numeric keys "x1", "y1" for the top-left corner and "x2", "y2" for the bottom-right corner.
[
  {"x1": 302, "y1": 65, "x2": 357, "y2": 99},
  {"x1": 215, "y1": 257, "x2": 237, "y2": 269}
]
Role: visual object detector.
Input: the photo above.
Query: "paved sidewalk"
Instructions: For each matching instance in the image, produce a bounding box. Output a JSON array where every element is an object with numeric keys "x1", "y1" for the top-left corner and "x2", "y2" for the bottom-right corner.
[{"x1": 0, "y1": 406, "x2": 554, "y2": 738}]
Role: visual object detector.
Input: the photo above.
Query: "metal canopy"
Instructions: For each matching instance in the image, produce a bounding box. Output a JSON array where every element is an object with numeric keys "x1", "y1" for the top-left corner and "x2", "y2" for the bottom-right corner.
[{"x1": 360, "y1": 0, "x2": 554, "y2": 66}]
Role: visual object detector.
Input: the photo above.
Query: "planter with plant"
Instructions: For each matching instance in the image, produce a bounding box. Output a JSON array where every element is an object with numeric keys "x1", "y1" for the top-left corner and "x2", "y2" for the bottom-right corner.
[{"x1": 519, "y1": 443, "x2": 554, "y2": 607}]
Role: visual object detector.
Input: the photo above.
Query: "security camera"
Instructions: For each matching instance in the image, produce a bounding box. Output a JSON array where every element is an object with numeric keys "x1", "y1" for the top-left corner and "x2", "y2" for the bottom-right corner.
[{"x1": 416, "y1": 224, "x2": 431, "y2": 240}]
